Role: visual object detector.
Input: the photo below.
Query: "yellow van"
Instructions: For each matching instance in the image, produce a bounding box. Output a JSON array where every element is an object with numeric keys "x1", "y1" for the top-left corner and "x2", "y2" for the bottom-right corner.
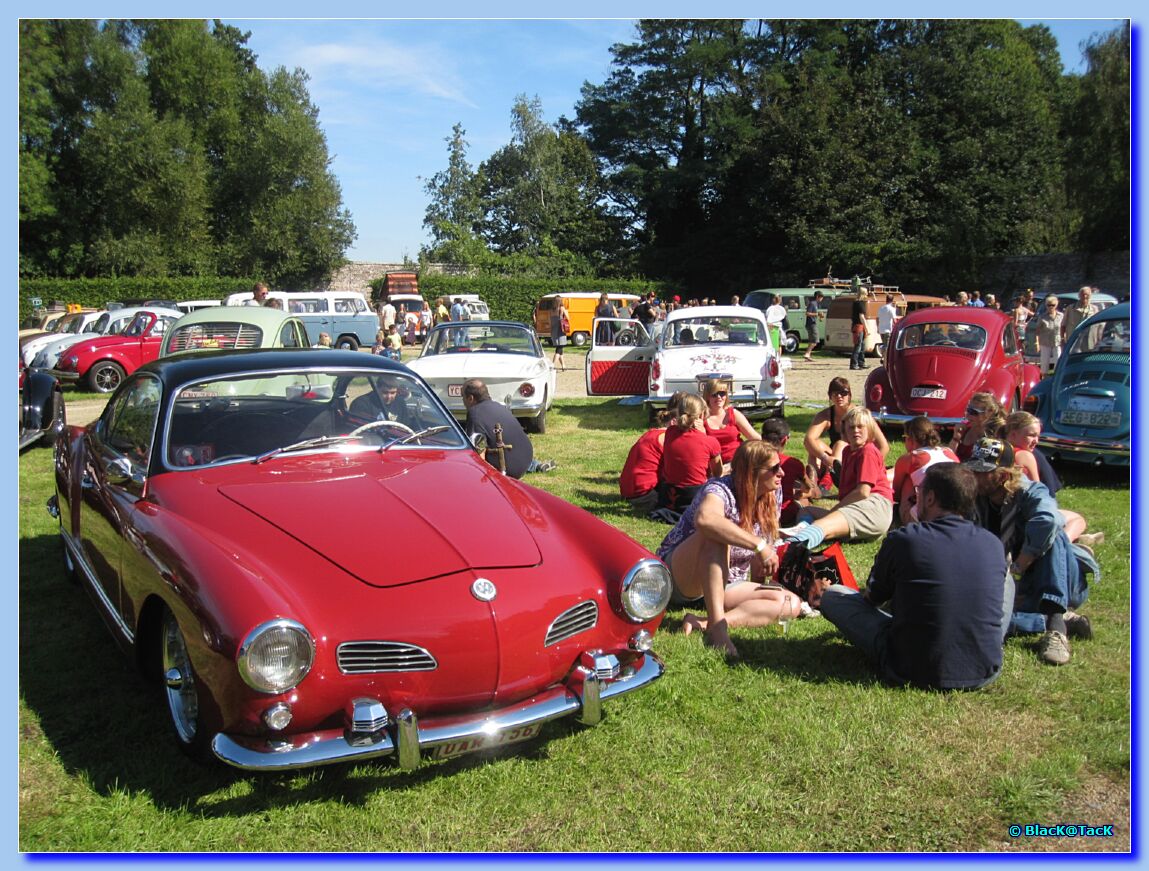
[
  {"x1": 825, "y1": 288, "x2": 948, "y2": 356},
  {"x1": 533, "y1": 292, "x2": 641, "y2": 346}
]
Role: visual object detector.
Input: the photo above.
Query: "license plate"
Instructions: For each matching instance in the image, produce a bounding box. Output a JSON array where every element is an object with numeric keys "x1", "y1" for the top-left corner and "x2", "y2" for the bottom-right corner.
[
  {"x1": 447, "y1": 384, "x2": 463, "y2": 397},
  {"x1": 1067, "y1": 395, "x2": 1114, "y2": 414},
  {"x1": 430, "y1": 723, "x2": 542, "y2": 760},
  {"x1": 1058, "y1": 410, "x2": 1122, "y2": 427},
  {"x1": 910, "y1": 387, "x2": 947, "y2": 399}
]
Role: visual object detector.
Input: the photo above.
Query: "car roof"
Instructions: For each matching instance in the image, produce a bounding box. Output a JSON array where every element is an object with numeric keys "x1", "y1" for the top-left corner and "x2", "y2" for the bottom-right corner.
[
  {"x1": 667, "y1": 305, "x2": 767, "y2": 322},
  {"x1": 894, "y1": 306, "x2": 1010, "y2": 327},
  {"x1": 170, "y1": 305, "x2": 305, "y2": 329},
  {"x1": 137, "y1": 348, "x2": 409, "y2": 385},
  {"x1": 1080, "y1": 301, "x2": 1129, "y2": 323}
]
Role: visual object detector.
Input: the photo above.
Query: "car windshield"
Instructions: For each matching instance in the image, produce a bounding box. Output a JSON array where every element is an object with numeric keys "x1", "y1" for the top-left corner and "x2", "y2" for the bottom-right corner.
[
  {"x1": 663, "y1": 316, "x2": 764, "y2": 347},
  {"x1": 422, "y1": 324, "x2": 540, "y2": 356},
  {"x1": 896, "y1": 322, "x2": 987, "y2": 351},
  {"x1": 165, "y1": 368, "x2": 467, "y2": 468},
  {"x1": 1067, "y1": 317, "x2": 1129, "y2": 356}
]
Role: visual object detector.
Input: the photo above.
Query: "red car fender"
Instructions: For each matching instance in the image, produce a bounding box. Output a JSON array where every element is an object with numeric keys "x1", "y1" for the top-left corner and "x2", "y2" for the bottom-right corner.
[
  {"x1": 863, "y1": 366, "x2": 893, "y2": 412},
  {"x1": 74, "y1": 341, "x2": 147, "y2": 379}
]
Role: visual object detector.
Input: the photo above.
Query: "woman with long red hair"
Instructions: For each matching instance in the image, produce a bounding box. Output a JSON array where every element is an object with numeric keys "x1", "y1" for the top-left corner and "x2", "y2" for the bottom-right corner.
[{"x1": 656, "y1": 440, "x2": 800, "y2": 660}]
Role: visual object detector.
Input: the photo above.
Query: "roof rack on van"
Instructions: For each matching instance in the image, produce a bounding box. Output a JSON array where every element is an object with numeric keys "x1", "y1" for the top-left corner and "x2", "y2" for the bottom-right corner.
[{"x1": 807, "y1": 275, "x2": 900, "y2": 295}]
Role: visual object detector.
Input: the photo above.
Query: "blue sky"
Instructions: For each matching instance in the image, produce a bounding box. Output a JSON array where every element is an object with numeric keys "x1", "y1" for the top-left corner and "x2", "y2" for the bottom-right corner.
[{"x1": 224, "y1": 17, "x2": 1129, "y2": 265}]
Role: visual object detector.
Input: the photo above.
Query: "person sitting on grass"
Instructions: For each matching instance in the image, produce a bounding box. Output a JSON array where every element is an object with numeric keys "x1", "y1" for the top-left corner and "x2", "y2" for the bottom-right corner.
[
  {"x1": 618, "y1": 392, "x2": 687, "y2": 514},
  {"x1": 949, "y1": 392, "x2": 1004, "y2": 461},
  {"x1": 819, "y1": 463, "x2": 1011, "y2": 690},
  {"x1": 964, "y1": 438, "x2": 1094, "y2": 666},
  {"x1": 890, "y1": 416, "x2": 959, "y2": 526},
  {"x1": 999, "y1": 411, "x2": 1101, "y2": 549},
  {"x1": 658, "y1": 393, "x2": 723, "y2": 512},
  {"x1": 804, "y1": 377, "x2": 889, "y2": 496},
  {"x1": 760, "y1": 417, "x2": 817, "y2": 526},
  {"x1": 701, "y1": 378, "x2": 760, "y2": 472},
  {"x1": 656, "y1": 440, "x2": 801, "y2": 661},
  {"x1": 784, "y1": 406, "x2": 894, "y2": 547}
]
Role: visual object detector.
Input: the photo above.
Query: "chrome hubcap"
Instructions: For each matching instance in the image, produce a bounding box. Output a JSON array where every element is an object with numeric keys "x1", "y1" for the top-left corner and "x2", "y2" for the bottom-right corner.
[{"x1": 162, "y1": 614, "x2": 198, "y2": 744}]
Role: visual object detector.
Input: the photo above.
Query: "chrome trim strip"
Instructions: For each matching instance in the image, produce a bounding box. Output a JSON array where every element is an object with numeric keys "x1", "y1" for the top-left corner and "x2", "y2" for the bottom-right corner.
[
  {"x1": 1038, "y1": 433, "x2": 1130, "y2": 458},
  {"x1": 211, "y1": 652, "x2": 664, "y2": 771},
  {"x1": 872, "y1": 413, "x2": 965, "y2": 428},
  {"x1": 59, "y1": 529, "x2": 134, "y2": 644}
]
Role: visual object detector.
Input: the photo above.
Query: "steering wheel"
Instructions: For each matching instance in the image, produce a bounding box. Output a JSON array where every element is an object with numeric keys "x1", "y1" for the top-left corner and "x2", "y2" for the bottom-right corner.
[{"x1": 348, "y1": 419, "x2": 416, "y2": 439}]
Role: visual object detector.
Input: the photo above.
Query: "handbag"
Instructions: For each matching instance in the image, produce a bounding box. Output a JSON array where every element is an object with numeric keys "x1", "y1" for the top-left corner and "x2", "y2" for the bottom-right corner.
[{"x1": 775, "y1": 540, "x2": 858, "y2": 606}]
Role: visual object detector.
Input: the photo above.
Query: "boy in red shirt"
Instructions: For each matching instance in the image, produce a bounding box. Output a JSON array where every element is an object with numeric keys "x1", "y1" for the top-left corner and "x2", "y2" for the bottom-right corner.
[{"x1": 784, "y1": 406, "x2": 893, "y2": 546}]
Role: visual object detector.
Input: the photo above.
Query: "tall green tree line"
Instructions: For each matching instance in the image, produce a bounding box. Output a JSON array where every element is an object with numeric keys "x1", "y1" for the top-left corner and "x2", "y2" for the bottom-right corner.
[
  {"x1": 424, "y1": 19, "x2": 1128, "y2": 293},
  {"x1": 20, "y1": 19, "x2": 355, "y2": 286}
]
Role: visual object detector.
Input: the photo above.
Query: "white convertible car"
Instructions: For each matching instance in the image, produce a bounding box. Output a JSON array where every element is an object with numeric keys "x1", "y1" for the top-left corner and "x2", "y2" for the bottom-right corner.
[
  {"x1": 585, "y1": 305, "x2": 788, "y2": 419},
  {"x1": 406, "y1": 321, "x2": 556, "y2": 433}
]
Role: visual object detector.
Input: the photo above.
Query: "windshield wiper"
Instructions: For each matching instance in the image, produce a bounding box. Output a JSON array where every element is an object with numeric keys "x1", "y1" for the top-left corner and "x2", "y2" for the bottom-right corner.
[
  {"x1": 380, "y1": 425, "x2": 453, "y2": 452},
  {"x1": 253, "y1": 434, "x2": 361, "y2": 464}
]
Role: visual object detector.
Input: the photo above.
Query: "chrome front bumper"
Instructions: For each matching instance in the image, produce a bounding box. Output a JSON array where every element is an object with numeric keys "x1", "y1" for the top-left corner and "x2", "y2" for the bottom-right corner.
[
  {"x1": 1038, "y1": 432, "x2": 1130, "y2": 461},
  {"x1": 212, "y1": 652, "x2": 663, "y2": 771},
  {"x1": 871, "y1": 409, "x2": 964, "y2": 429}
]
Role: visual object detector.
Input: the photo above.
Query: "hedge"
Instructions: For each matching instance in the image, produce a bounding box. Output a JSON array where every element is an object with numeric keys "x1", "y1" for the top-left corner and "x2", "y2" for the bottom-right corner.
[{"x1": 18, "y1": 277, "x2": 259, "y2": 323}]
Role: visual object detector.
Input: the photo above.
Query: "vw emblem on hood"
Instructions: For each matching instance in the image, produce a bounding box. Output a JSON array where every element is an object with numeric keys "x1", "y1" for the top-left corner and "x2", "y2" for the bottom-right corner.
[{"x1": 471, "y1": 578, "x2": 497, "y2": 602}]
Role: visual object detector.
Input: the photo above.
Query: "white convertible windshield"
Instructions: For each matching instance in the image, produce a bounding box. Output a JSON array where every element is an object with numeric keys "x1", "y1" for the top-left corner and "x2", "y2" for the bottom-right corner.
[
  {"x1": 165, "y1": 369, "x2": 466, "y2": 467},
  {"x1": 422, "y1": 324, "x2": 541, "y2": 357}
]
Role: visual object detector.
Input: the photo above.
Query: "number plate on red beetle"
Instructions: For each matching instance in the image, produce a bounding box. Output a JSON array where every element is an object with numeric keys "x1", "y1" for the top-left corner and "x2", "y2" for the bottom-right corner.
[
  {"x1": 430, "y1": 723, "x2": 542, "y2": 760},
  {"x1": 910, "y1": 387, "x2": 947, "y2": 399}
]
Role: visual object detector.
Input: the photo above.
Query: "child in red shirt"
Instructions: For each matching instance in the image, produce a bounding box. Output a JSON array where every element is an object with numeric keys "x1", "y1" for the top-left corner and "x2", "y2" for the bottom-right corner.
[{"x1": 659, "y1": 394, "x2": 722, "y2": 510}]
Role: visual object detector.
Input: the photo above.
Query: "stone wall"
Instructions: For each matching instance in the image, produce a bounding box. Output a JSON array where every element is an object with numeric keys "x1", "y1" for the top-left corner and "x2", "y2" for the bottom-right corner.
[
  {"x1": 321, "y1": 262, "x2": 475, "y2": 297},
  {"x1": 979, "y1": 251, "x2": 1130, "y2": 301}
]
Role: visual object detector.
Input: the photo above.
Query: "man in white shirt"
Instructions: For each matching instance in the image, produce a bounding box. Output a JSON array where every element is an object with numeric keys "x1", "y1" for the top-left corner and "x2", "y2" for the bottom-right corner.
[
  {"x1": 765, "y1": 294, "x2": 787, "y2": 354},
  {"x1": 877, "y1": 294, "x2": 899, "y2": 357},
  {"x1": 379, "y1": 299, "x2": 396, "y2": 333}
]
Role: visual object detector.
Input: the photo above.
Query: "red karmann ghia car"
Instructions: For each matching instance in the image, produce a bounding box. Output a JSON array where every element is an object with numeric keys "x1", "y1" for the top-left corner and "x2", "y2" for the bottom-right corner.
[
  {"x1": 49, "y1": 349, "x2": 670, "y2": 771},
  {"x1": 864, "y1": 306, "x2": 1041, "y2": 428}
]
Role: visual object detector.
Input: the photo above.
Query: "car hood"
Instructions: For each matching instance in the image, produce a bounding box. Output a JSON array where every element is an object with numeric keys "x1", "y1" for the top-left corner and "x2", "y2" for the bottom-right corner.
[
  {"x1": 216, "y1": 455, "x2": 543, "y2": 587},
  {"x1": 407, "y1": 353, "x2": 548, "y2": 381},
  {"x1": 887, "y1": 348, "x2": 982, "y2": 416}
]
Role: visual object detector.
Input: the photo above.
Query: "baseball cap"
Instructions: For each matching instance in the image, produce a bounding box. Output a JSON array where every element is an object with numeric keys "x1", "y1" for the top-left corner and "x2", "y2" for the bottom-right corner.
[
  {"x1": 673, "y1": 295, "x2": 681, "y2": 302},
  {"x1": 963, "y1": 437, "x2": 1015, "y2": 472}
]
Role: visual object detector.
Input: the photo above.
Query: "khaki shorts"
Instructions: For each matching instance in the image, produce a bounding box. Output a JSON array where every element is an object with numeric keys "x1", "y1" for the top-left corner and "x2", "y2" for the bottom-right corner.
[{"x1": 837, "y1": 493, "x2": 893, "y2": 541}]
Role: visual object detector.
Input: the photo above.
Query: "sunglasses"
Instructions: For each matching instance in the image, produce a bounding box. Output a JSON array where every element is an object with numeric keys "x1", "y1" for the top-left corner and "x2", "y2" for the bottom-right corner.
[
  {"x1": 966, "y1": 406, "x2": 985, "y2": 416},
  {"x1": 830, "y1": 390, "x2": 851, "y2": 397},
  {"x1": 765, "y1": 461, "x2": 784, "y2": 476},
  {"x1": 710, "y1": 390, "x2": 728, "y2": 398}
]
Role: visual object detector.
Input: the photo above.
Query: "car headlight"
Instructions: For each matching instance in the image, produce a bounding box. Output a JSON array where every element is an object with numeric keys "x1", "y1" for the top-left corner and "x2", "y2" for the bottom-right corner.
[
  {"x1": 620, "y1": 559, "x2": 672, "y2": 622},
  {"x1": 238, "y1": 619, "x2": 315, "y2": 693}
]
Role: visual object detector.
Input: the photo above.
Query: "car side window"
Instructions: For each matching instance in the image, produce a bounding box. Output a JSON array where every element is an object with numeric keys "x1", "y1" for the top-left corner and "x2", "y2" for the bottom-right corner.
[
  {"x1": 1002, "y1": 322, "x2": 1018, "y2": 354},
  {"x1": 101, "y1": 375, "x2": 162, "y2": 468},
  {"x1": 280, "y1": 321, "x2": 301, "y2": 348}
]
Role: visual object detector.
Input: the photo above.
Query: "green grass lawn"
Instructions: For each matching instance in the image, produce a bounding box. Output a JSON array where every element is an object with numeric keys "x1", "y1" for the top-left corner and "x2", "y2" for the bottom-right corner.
[{"x1": 18, "y1": 399, "x2": 1131, "y2": 852}]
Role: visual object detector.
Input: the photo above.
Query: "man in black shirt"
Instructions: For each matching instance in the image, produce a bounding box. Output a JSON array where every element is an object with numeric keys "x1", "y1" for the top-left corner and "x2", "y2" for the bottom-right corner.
[
  {"x1": 820, "y1": 463, "x2": 1011, "y2": 689},
  {"x1": 850, "y1": 289, "x2": 869, "y2": 370},
  {"x1": 462, "y1": 379, "x2": 555, "y2": 479}
]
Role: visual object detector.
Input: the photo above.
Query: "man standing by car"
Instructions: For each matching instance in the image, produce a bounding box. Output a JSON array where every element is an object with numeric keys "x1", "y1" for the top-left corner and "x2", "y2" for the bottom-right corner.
[
  {"x1": 462, "y1": 379, "x2": 554, "y2": 479},
  {"x1": 379, "y1": 297, "x2": 396, "y2": 335},
  {"x1": 634, "y1": 294, "x2": 657, "y2": 332},
  {"x1": 850, "y1": 287, "x2": 869, "y2": 370},
  {"x1": 819, "y1": 463, "x2": 1011, "y2": 689},
  {"x1": 803, "y1": 291, "x2": 825, "y2": 362},
  {"x1": 765, "y1": 294, "x2": 787, "y2": 354},
  {"x1": 1060, "y1": 286, "x2": 1098, "y2": 345},
  {"x1": 1034, "y1": 296, "x2": 1064, "y2": 376},
  {"x1": 877, "y1": 294, "x2": 899, "y2": 357}
]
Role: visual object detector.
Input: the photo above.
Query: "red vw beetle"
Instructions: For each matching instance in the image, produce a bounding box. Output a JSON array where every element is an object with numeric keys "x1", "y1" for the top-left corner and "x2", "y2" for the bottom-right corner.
[
  {"x1": 49, "y1": 310, "x2": 180, "y2": 394},
  {"x1": 49, "y1": 350, "x2": 669, "y2": 770},
  {"x1": 864, "y1": 307, "x2": 1041, "y2": 427}
]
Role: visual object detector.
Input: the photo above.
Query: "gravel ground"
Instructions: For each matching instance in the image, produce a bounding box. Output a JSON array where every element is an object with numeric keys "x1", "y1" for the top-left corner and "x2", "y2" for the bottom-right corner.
[{"x1": 60, "y1": 350, "x2": 869, "y2": 428}]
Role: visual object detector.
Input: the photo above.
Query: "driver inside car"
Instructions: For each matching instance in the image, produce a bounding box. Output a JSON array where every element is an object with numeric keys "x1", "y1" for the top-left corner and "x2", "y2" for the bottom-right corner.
[{"x1": 347, "y1": 377, "x2": 416, "y2": 428}]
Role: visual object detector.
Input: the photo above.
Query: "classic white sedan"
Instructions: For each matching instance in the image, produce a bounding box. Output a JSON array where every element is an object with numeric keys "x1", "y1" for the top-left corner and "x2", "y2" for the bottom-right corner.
[
  {"x1": 406, "y1": 321, "x2": 556, "y2": 433},
  {"x1": 586, "y1": 305, "x2": 788, "y2": 419}
]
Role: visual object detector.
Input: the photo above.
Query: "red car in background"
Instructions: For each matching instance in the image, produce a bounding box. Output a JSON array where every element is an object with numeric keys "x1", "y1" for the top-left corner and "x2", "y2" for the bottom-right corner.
[
  {"x1": 864, "y1": 307, "x2": 1042, "y2": 428},
  {"x1": 49, "y1": 310, "x2": 180, "y2": 393}
]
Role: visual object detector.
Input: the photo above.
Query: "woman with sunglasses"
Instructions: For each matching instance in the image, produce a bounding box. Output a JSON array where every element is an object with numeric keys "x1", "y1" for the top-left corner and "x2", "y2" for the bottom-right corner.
[
  {"x1": 701, "y1": 378, "x2": 760, "y2": 473},
  {"x1": 1033, "y1": 295, "x2": 1064, "y2": 376},
  {"x1": 657, "y1": 440, "x2": 800, "y2": 661},
  {"x1": 804, "y1": 376, "x2": 889, "y2": 494},
  {"x1": 949, "y1": 392, "x2": 1004, "y2": 461}
]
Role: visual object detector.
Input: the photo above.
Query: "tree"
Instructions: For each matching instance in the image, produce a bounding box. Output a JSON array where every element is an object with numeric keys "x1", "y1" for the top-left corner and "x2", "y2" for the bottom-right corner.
[{"x1": 420, "y1": 123, "x2": 486, "y2": 263}]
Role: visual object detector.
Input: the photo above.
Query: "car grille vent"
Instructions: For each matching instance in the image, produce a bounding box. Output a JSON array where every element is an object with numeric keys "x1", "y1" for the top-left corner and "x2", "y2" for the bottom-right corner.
[
  {"x1": 337, "y1": 641, "x2": 438, "y2": 673},
  {"x1": 545, "y1": 601, "x2": 598, "y2": 647},
  {"x1": 1069, "y1": 368, "x2": 1129, "y2": 387},
  {"x1": 166, "y1": 322, "x2": 265, "y2": 353}
]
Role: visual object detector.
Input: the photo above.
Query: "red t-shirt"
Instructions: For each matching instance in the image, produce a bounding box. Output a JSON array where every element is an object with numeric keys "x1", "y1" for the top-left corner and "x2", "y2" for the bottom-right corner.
[
  {"x1": 778, "y1": 455, "x2": 808, "y2": 525},
  {"x1": 703, "y1": 410, "x2": 742, "y2": 464},
  {"x1": 660, "y1": 425, "x2": 722, "y2": 487},
  {"x1": 840, "y1": 441, "x2": 894, "y2": 503},
  {"x1": 619, "y1": 428, "x2": 665, "y2": 499}
]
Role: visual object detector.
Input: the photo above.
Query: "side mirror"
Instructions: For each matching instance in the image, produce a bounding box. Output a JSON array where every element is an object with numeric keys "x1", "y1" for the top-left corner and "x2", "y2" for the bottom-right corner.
[
  {"x1": 470, "y1": 432, "x2": 488, "y2": 454},
  {"x1": 104, "y1": 456, "x2": 144, "y2": 489}
]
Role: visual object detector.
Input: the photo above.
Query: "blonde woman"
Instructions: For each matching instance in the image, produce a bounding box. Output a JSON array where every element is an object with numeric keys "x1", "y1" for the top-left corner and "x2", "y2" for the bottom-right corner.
[
  {"x1": 701, "y1": 378, "x2": 760, "y2": 471},
  {"x1": 658, "y1": 393, "x2": 723, "y2": 511},
  {"x1": 949, "y1": 392, "x2": 1005, "y2": 461},
  {"x1": 657, "y1": 441, "x2": 797, "y2": 660}
]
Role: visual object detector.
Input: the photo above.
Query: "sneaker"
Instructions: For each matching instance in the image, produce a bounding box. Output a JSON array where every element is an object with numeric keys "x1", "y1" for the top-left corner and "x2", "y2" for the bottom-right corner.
[
  {"x1": 779, "y1": 522, "x2": 810, "y2": 538},
  {"x1": 535, "y1": 460, "x2": 557, "y2": 472},
  {"x1": 1077, "y1": 531, "x2": 1105, "y2": 549},
  {"x1": 830, "y1": 459, "x2": 842, "y2": 487},
  {"x1": 1038, "y1": 629, "x2": 1071, "y2": 665},
  {"x1": 1064, "y1": 611, "x2": 1093, "y2": 641}
]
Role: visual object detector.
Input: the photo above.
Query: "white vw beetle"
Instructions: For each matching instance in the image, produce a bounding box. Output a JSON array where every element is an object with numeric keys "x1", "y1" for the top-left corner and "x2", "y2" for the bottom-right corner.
[
  {"x1": 406, "y1": 320, "x2": 556, "y2": 433},
  {"x1": 586, "y1": 305, "x2": 788, "y2": 419}
]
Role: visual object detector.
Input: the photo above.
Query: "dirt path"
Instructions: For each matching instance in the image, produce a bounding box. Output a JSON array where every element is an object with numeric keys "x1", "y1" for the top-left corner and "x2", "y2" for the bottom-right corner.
[{"x1": 60, "y1": 351, "x2": 869, "y2": 428}]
